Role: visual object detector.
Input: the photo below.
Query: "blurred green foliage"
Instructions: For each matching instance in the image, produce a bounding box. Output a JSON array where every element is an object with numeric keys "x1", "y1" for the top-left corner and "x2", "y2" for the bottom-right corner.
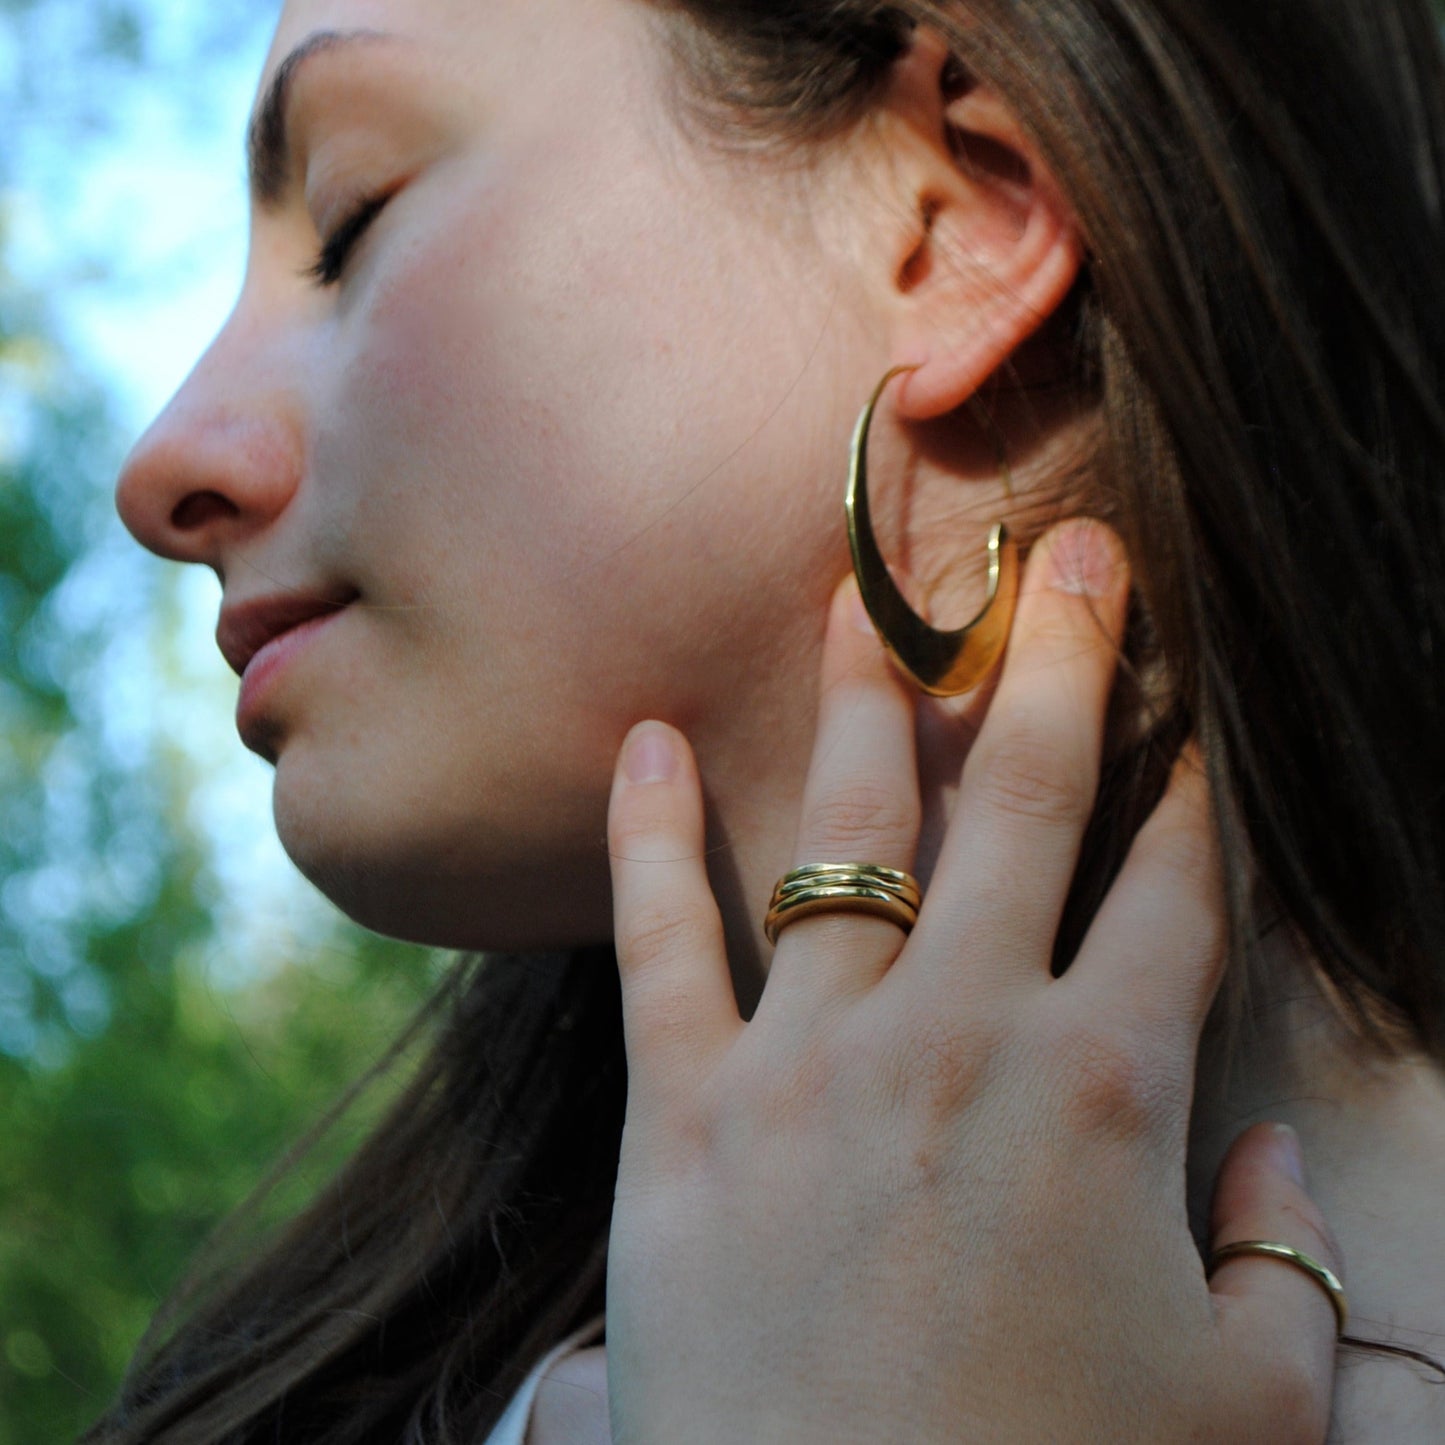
[{"x1": 0, "y1": 3, "x2": 441, "y2": 1440}]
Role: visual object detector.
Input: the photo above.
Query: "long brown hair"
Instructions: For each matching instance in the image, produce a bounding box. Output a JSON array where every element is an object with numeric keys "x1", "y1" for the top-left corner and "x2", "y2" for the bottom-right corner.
[{"x1": 87, "y1": 1, "x2": 1445, "y2": 1438}]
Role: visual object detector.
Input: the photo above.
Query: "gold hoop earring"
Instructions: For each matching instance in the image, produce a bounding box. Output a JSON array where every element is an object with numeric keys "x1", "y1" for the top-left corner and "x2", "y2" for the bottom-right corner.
[{"x1": 845, "y1": 366, "x2": 1021, "y2": 697}]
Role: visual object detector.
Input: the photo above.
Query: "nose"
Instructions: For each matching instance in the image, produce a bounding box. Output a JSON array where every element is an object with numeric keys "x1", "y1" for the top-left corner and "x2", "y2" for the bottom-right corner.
[{"x1": 115, "y1": 328, "x2": 304, "y2": 575}]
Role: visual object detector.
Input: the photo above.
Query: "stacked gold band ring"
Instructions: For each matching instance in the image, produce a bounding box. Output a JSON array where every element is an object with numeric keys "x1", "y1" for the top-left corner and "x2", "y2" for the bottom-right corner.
[
  {"x1": 765, "y1": 863, "x2": 922, "y2": 945},
  {"x1": 1207, "y1": 1240, "x2": 1349, "y2": 1335}
]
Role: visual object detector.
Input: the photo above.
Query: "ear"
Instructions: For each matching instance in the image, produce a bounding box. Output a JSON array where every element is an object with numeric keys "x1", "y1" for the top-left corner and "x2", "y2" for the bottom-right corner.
[{"x1": 864, "y1": 29, "x2": 1083, "y2": 421}]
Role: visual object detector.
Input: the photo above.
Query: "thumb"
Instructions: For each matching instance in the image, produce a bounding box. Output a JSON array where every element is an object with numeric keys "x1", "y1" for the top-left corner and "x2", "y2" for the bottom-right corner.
[{"x1": 1208, "y1": 1122, "x2": 1343, "y2": 1440}]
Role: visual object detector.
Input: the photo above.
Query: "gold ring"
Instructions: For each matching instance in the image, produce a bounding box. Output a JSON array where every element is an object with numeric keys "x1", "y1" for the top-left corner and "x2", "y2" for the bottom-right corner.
[
  {"x1": 1207, "y1": 1240, "x2": 1349, "y2": 1335},
  {"x1": 765, "y1": 864, "x2": 921, "y2": 945}
]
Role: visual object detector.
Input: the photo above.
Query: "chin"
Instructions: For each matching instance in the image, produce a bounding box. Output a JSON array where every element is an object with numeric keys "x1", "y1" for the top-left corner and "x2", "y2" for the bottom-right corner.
[{"x1": 269, "y1": 750, "x2": 615, "y2": 952}]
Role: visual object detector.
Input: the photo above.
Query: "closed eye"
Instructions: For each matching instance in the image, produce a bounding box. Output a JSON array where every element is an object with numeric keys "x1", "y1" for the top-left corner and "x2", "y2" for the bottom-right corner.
[{"x1": 303, "y1": 192, "x2": 391, "y2": 287}]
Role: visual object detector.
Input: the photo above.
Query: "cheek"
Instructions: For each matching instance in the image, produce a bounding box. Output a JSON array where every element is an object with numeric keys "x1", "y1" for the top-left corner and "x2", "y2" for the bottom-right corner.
[
  {"x1": 341, "y1": 158, "x2": 698, "y2": 592},
  {"x1": 324, "y1": 135, "x2": 853, "y2": 736}
]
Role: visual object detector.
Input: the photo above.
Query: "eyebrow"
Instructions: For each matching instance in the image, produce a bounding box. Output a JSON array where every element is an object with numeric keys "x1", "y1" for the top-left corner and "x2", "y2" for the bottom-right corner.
[{"x1": 246, "y1": 28, "x2": 395, "y2": 210}]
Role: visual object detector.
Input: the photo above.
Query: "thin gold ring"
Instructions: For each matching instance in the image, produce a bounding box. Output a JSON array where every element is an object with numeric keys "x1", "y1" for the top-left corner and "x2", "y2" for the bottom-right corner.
[{"x1": 1207, "y1": 1240, "x2": 1349, "y2": 1335}]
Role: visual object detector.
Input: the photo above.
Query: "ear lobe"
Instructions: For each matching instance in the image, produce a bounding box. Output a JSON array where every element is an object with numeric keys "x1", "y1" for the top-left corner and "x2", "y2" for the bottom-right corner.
[{"x1": 874, "y1": 32, "x2": 1083, "y2": 421}]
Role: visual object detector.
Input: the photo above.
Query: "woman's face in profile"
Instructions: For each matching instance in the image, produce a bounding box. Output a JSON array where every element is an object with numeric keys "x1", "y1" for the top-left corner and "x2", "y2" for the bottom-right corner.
[{"x1": 115, "y1": 0, "x2": 876, "y2": 949}]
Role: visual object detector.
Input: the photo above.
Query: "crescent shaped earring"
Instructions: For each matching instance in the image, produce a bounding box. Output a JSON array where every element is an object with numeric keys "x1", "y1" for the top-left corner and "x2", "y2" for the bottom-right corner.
[{"x1": 846, "y1": 365, "x2": 1021, "y2": 697}]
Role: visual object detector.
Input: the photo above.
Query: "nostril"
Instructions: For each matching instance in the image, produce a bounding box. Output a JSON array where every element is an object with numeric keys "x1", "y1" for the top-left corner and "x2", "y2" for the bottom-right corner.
[{"x1": 171, "y1": 490, "x2": 239, "y2": 531}]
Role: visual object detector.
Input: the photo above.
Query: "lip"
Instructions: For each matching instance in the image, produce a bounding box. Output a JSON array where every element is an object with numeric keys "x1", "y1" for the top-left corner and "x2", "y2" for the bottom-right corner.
[
  {"x1": 218, "y1": 592, "x2": 355, "y2": 747},
  {"x1": 217, "y1": 592, "x2": 355, "y2": 677}
]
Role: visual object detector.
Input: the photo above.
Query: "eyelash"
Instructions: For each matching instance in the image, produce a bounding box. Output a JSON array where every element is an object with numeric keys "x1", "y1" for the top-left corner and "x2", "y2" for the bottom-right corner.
[{"x1": 304, "y1": 193, "x2": 391, "y2": 287}]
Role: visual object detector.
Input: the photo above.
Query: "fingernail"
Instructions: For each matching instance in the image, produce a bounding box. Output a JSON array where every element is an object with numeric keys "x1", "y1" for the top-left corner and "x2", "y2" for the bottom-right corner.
[
  {"x1": 1271, "y1": 1123, "x2": 1307, "y2": 1187},
  {"x1": 1049, "y1": 520, "x2": 1118, "y2": 598},
  {"x1": 624, "y1": 722, "x2": 678, "y2": 784}
]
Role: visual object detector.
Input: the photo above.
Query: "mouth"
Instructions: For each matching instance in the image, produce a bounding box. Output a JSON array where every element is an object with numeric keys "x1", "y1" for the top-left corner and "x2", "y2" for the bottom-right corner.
[{"x1": 216, "y1": 590, "x2": 359, "y2": 677}]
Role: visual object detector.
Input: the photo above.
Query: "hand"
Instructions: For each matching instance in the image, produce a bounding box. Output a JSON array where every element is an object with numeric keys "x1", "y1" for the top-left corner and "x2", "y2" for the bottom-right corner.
[{"x1": 603, "y1": 519, "x2": 1342, "y2": 1444}]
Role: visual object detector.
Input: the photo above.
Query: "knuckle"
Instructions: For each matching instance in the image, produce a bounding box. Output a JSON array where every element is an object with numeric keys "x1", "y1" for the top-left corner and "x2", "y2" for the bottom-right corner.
[
  {"x1": 1145, "y1": 810, "x2": 1221, "y2": 894},
  {"x1": 1274, "y1": 1204, "x2": 1343, "y2": 1282},
  {"x1": 689, "y1": 1030, "x2": 845, "y2": 1162},
  {"x1": 873, "y1": 1009, "x2": 1000, "y2": 1125},
  {"x1": 805, "y1": 781, "x2": 916, "y2": 856},
  {"x1": 1056, "y1": 1026, "x2": 1182, "y2": 1142},
  {"x1": 760, "y1": 1032, "x2": 841, "y2": 1132},
  {"x1": 621, "y1": 898, "x2": 708, "y2": 975},
  {"x1": 1026, "y1": 607, "x2": 1110, "y2": 662},
  {"x1": 608, "y1": 795, "x2": 680, "y2": 855},
  {"x1": 971, "y1": 727, "x2": 1092, "y2": 830},
  {"x1": 1141, "y1": 825, "x2": 1227, "y2": 964},
  {"x1": 1254, "y1": 1348, "x2": 1327, "y2": 1442},
  {"x1": 627, "y1": 1084, "x2": 723, "y2": 1183},
  {"x1": 623, "y1": 969, "x2": 697, "y2": 1070}
]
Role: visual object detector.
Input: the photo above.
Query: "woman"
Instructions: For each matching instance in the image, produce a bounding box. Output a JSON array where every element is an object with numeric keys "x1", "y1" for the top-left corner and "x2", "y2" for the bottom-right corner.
[{"x1": 95, "y1": 0, "x2": 1444, "y2": 1439}]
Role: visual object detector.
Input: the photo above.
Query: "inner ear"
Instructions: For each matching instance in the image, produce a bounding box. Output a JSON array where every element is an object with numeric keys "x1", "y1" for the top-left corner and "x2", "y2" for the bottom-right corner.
[
  {"x1": 949, "y1": 129, "x2": 1032, "y2": 197},
  {"x1": 899, "y1": 197, "x2": 942, "y2": 291},
  {"x1": 940, "y1": 52, "x2": 971, "y2": 104},
  {"x1": 938, "y1": 52, "x2": 1029, "y2": 192},
  {"x1": 943, "y1": 83, "x2": 1035, "y2": 225}
]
